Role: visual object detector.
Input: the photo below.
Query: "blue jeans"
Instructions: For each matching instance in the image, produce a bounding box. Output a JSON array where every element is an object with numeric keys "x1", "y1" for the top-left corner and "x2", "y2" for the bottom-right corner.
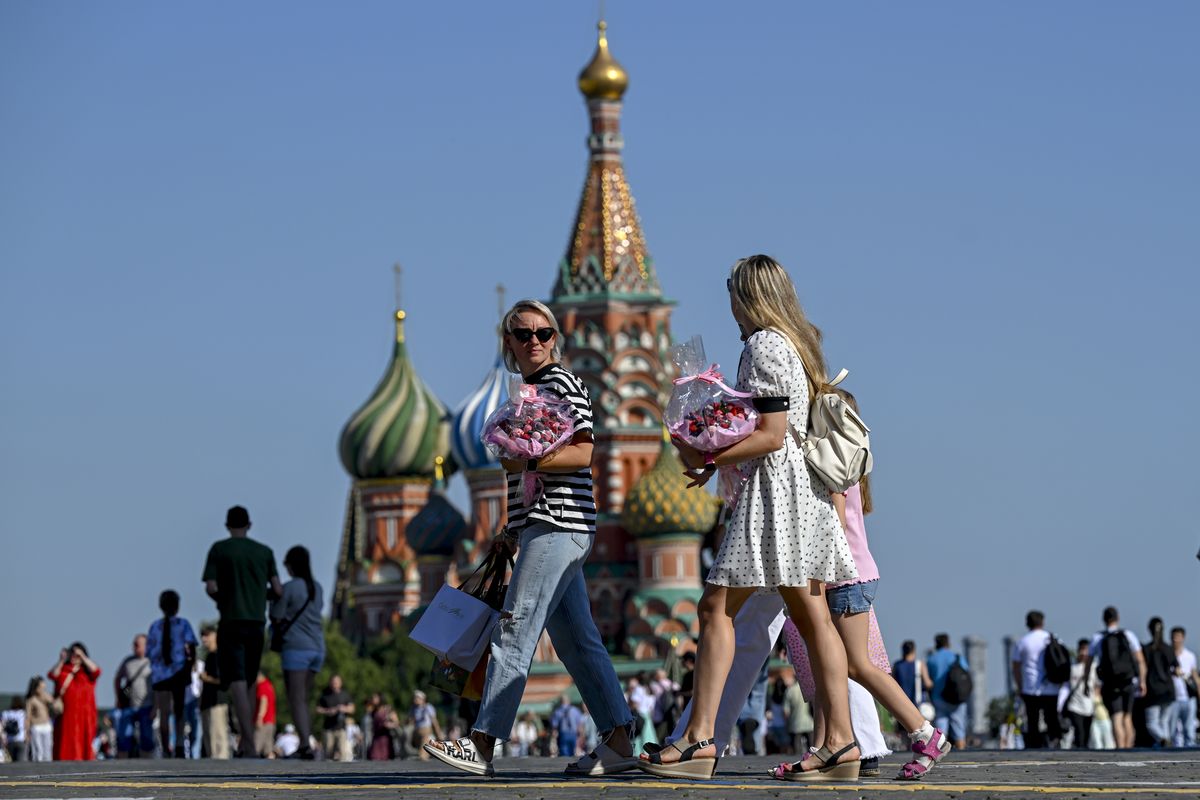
[
  {"x1": 932, "y1": 698, "x2": 968, "y2": 743},
  {"x1": 115, "y1": 706, "x2": 155, "y2": 755},
  {"x1": 184, "y1": 695, "x2": 201, "y2": 758},
  {"x1": 473, "y1": 522, "x2": 632, "y2": 741},
  {"x1": 1145, "y1": 700, "x2": 1173, "y2": 743},
  {"x1": 1167, "y1": 698, "x2": 1197, "y2": 747}
]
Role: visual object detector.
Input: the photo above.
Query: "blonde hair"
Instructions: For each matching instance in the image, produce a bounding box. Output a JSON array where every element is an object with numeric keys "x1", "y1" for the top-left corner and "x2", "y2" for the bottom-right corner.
[
  {"x1": 830, "y1": 386, "x2": 874, "y2": 515},
  {"x1": 729, "y1": 254, "x2": 829, "y2": 401},
  {"x1": 500, "y1": 299, "x2": 564, "y2": 373}
]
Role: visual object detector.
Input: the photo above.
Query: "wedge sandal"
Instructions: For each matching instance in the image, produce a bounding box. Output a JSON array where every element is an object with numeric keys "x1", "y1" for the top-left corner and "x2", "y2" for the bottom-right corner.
[
  {"x1": 636, "y1": 738, "x2": 718, "y2": 780},
  {"x1": 778, "y1": 740, "x2": 861, "y2": 782}
]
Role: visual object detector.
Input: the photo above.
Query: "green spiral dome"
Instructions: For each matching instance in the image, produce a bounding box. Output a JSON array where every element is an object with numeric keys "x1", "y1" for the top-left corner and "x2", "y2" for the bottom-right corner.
[{"x1": 339, "y1": 311, "x2": 452, "y2": 480}]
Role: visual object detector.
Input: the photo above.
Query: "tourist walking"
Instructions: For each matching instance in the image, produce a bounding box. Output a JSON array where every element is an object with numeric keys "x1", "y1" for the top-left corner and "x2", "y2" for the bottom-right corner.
[
  {"x1": 1167, "y1": 626, "x2": 1198, "y2": 747},
  {"x1": 893, "y1": 641, "x2": 933, "y2": 718},
  {"x1": 366, "y1": 695, "x2": 396, "y2": 760},
  {"x1": 424, "y1": 299, "x2": 634, "y2": 778},
  {"x1": 254, "y1": 672, "x2": 277, "y2": 758},
  {"x1": 147, "y1": 589, "x2": 198, "y2": 758},
  {"x1": 1084, "y1": 606, "x2": 1146, "y2": 750},
  {"x1": 271, "y1": 545, "x2": 325, "y2": 760},
  {"x1": 1063, "y1": 639, "x2": 1098, "y2": 749},
  {"x1": 113, "y1": 634, "x2": 154, "y2": 758},
  {"x1": 1012, "y1": 611, "x2": 1065, "y2": 749},
  {"x1": 1142, "y1": 617, "x2": 1177, "y2": 747},
  {"x1": 510, "y1": 711, "x2": 539, "y2": 757},
  {"x1": 550, "y1": 696, "x2": 582, "y2": 757},
  {"x1": 49, "y1": 642, "x2": 100, "y2": 760},
  {"x1": 202, "y1": 505, "x2": 283, "y2": 757},
  {"x1": 23, "y1": 677, "x2": 55, "y2": 762},
  {"x1": 409, "y1": 691, "x2": 441, "y2": 761},
  {"x1": 316, "y1": 674, "x2": 354, "y2": 762},
  {"x1": 927, "y1": 635, "x2": 970, "y2": 751},
  {"x1": 2, "y1": 699, "x2": 26, "y2": 762},
  {"x1": 773, "y1": 388, "x2": 949, "y2": 780},
  {"x1": 643, "y1": 255, "x2": 860, "y2": 782},
  {"x1": 197, "y1": 625, "x2": 230, "y2": 759}
]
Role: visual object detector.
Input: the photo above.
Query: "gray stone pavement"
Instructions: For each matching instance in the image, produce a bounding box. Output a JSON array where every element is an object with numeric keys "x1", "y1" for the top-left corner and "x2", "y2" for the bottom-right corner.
[{"x1": 2, "y1": 750, "x2": 1199, "y2": 799}]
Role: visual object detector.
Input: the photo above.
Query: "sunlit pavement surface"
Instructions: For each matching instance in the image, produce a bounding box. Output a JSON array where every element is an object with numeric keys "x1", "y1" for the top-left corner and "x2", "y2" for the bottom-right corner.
[{"x1": 3, "y1": 749, "x2": 1199, "y2": 799}]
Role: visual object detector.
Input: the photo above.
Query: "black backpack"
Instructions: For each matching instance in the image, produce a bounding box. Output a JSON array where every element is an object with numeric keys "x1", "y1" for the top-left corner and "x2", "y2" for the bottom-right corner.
[
  {"x1": 1096, "y1": 630, "x2": 1135, "y2": 689},
  {"x1": 941, "y1": 660, "x2": 973, "y2": 705},
  {"x1": 1043, "y1": 634, "x2": 1073, "y2": 685}
]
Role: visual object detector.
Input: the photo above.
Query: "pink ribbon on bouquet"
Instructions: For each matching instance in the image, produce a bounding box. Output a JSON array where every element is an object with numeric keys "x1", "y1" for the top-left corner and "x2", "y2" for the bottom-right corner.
[
  {"x1": 672, "y1": 364, "x2": 752, "y2": 398},
  {"x1": 514, "y1": 384, "x2": 540, "y2": 415}
]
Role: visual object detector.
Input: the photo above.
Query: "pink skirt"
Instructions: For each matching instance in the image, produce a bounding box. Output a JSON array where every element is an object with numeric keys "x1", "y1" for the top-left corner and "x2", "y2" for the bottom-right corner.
[{"x1": 783, "y1": 607, "x2": 890, "y2": 703}]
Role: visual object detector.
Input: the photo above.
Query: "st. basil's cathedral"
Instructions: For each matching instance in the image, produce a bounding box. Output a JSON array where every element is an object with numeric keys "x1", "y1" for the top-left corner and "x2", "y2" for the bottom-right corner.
[{"x1": 331, "y1": 21, "x2": 720, "y2": 706}]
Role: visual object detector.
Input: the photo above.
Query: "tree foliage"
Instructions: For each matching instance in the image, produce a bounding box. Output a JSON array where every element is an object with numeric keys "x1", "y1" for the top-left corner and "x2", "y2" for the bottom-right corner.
[{"x1": 259, "y1": 621, "x2": 435, "y2": 728}]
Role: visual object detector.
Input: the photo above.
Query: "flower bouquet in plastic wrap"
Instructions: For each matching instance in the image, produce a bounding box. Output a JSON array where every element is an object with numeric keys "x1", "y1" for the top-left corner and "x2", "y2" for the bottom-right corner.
[
  {"x1": 480, "y1": 382, "x2": 575, "y2": 505},
  {"x1": 665, "y1": 335, "x2": 758, "y2": 508}
]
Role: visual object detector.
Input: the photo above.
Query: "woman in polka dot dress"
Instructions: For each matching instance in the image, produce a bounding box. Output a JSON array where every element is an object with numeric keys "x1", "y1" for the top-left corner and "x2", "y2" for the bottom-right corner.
[{"x1": 638, "y1": 254, "x2": 860, "y2": 782}]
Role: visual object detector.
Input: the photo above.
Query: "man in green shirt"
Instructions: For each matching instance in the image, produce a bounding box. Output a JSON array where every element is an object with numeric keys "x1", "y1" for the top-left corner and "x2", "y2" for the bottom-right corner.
[{"x1": 203, "y1": 505, "x2": 282, "y2": 758}]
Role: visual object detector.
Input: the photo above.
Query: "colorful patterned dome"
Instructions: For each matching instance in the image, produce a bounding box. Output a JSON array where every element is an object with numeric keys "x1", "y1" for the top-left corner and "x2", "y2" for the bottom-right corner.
[
  {"x1": 406, "y1": 458, "x2": 467, "y2": 557},
  {"x1": 339, "y1": 311, "x2": 452, "y2": 480},
  {"x1": 622, "y1": 433, "x2": 720, "y2": 537},
  {"x1": 451, "y1": 353, "x2": 511, "y2": 471}
]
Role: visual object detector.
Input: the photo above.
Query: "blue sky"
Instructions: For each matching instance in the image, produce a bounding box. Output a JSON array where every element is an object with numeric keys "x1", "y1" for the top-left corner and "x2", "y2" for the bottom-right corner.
[{"x1": 2, "y1": 1, "x2": 1197, "y2": 707}]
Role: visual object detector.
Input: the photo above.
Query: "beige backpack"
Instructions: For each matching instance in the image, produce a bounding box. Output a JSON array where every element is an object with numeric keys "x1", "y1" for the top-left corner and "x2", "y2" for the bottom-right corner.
[{"x1": 793, "y1": 369, "x2": 874, "y2": 493}]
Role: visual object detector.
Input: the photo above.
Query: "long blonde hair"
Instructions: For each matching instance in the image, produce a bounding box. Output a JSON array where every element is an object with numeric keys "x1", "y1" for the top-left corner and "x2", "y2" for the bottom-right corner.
[
  {"x1": 830, "y1": 386, "x2": 873, "y2": 514},
  {"x1": 729, "y1": 254, "x2": 829, "y2": 401}
]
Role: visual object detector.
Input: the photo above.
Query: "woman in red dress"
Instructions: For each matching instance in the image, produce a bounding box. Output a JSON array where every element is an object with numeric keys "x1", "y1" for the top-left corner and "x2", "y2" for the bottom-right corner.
[{"x1": 49, "y1": 642, "x2": 101, "y2": 760}]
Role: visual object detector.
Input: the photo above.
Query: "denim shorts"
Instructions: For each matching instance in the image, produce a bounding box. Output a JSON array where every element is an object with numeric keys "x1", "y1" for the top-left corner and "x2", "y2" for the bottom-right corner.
[
  {"x1": 826, "y1": 578, "x2": 878, "y2": 615},
  {"x1": 281, "y1": 648, "x2": 325, "y2": 672}
]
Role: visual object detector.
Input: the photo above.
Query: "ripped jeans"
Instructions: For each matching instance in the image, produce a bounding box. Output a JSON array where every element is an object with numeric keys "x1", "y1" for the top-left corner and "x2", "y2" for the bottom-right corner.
[{"x1": 473, "y1": 521, "x2": 632, "y2": 742}]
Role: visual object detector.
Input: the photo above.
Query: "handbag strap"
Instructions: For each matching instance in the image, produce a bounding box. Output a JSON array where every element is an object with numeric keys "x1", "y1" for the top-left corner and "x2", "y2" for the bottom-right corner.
[{"x1": 277, "y1": 593, "x2": 312, "y2": 637}]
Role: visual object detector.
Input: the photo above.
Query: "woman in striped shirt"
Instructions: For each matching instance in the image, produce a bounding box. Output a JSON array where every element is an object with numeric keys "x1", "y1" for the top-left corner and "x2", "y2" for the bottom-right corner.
[{"x1": 425, "y1": 299, "x2": 635, "y2": 778}]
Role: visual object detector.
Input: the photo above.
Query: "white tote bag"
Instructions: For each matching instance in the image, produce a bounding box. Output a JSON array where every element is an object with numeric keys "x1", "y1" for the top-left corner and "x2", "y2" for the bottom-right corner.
[{"x1": 408, "y1": 584, "x2": 499, "y2": 670}]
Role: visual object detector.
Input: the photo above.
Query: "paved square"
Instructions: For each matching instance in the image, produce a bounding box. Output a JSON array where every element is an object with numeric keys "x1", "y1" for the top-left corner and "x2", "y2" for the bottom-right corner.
[{"x1": 3, "y1": 750, "x2": 1199, "y2": 799}]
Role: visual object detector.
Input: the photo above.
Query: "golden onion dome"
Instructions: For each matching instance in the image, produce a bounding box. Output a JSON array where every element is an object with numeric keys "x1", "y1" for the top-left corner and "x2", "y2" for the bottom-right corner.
[
  {"x1": 622, "y1": 432, "x2": 720, "y2": 538},
  {"x1": 578, "y1": 21, "x2": 628, "y2": 101}
]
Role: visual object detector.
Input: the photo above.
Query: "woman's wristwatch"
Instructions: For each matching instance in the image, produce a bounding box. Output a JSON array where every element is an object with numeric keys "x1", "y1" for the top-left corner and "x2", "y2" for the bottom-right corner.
[{"x1": 703, "y1": 453, "x2": 717, "y2": 471}]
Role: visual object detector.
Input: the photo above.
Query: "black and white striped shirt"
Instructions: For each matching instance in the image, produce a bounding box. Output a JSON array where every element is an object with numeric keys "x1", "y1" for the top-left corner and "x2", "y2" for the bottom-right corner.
[{"x1": 505, "y1": 363, "x2": 597, "y2": 534}]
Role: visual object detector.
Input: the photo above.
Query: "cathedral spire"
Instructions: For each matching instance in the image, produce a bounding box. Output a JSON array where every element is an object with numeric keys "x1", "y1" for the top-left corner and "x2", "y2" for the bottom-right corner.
[{"x1": 553, "y1": 19, "x2": 661, "y2": 302}]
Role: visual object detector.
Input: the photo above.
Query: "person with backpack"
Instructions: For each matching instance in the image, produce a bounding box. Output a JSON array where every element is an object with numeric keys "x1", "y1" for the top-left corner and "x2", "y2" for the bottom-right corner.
[
  {"x1": 638, "y1": 256, "x2": 860, "y2": 782},
  {"x1": 1141, "y1": 617, "x2": 1178, "y2": 747},
  {"x1": 1083, "y1": 606, "x2": 1146, "y2": 749},
  {"x1": 1063, "y1": 639, "x2": 1098, "y2": 749},
  {"x1": 927, "y1": 634, "x2": 970, "y2": 750},
  {"x1": 1011, "y1": 610, "x2": 1067, "y2": 749}
]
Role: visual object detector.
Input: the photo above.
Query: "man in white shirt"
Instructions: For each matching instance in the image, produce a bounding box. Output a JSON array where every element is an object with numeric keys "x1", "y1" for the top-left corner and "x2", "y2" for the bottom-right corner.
[
  {"x1": 1012, "y1": 610, "x2": 1064, "y2": 749},
  {"x1": 1168, "y1": 626, "x2": 1199, "y2": 747},
  {"x1": 1083, "y1": 606, "x2": 1147, "y2": 750}
]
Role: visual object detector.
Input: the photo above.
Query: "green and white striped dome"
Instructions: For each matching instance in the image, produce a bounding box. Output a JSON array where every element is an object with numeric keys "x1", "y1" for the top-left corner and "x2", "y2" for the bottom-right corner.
[{"x1": 339, "y1": 311, "x2": 452, "y2": 480}]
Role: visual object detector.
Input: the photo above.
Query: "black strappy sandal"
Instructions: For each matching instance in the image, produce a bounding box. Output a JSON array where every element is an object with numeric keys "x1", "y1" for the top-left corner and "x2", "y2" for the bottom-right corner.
[
  {"x1": 636, "y1": 738, "x2": 719, "y2": 780},
  {"x1": 779, "y1": 740, "x2": 861, "y2": 782}
]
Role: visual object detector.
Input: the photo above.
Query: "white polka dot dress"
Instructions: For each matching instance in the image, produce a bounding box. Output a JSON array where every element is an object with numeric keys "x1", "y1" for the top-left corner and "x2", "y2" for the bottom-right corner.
[{"x1": 708, "y1": 329, "x2": 858, "y2": 588}]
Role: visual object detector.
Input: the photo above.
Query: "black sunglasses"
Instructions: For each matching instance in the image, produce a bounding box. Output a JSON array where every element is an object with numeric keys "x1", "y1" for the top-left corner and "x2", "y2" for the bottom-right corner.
[
  {"x1": 726, "y1": 278, "x2": 733, "y2": 291},
  {"x1": 510, "y1": 327, "x2": 555, "y2": 343}
]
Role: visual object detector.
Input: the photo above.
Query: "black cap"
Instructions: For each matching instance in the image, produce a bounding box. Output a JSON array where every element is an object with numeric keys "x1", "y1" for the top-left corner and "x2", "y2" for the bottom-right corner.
[{"x1": 225, "y1": 505, "x2": 251, "y2": 528}]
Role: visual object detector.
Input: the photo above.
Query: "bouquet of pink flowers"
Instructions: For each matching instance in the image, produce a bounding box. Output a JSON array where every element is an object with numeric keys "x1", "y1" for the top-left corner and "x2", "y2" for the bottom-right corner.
[
  {"x1": 665, "y1": 336, "x2": 758, "y2": 453},
  {"x1": 480, "y1": 383, "x2": 575, "y2": 505}
]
